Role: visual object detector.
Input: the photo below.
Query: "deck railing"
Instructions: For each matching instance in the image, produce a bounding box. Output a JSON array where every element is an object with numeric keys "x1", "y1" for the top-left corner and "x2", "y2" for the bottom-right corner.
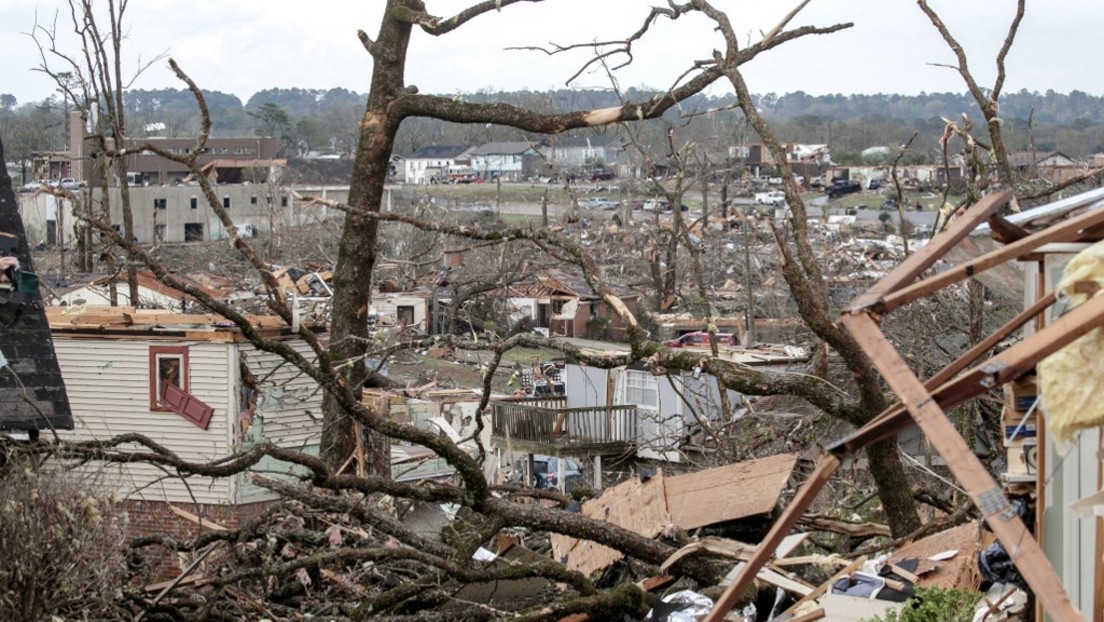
[{"x1": 491, "y1": 398, "x2": 638, "y2": 448}]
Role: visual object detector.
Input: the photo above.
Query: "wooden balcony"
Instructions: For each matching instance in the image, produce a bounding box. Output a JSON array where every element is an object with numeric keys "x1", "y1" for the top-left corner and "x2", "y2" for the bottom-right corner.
[{"x1": 490, "y1": 396, "x2": 638, "y2": 455}]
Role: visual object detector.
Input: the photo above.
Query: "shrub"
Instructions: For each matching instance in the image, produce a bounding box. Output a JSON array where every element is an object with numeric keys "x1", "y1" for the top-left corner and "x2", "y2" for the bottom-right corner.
[{"x1": 0, "y1": 464, "x2": 129, "y2": 620}]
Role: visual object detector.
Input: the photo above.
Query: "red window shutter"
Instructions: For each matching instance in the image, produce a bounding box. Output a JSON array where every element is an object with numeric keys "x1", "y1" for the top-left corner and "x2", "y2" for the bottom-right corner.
[{"x1": 161, "y1": 382, "x2": 215, "y2": 430}]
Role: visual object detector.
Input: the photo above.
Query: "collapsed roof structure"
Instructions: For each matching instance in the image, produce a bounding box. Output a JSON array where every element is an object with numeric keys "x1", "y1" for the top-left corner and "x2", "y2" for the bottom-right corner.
[{"x1": 709, "y1": 188, "x2": 1104, "y2": 621}]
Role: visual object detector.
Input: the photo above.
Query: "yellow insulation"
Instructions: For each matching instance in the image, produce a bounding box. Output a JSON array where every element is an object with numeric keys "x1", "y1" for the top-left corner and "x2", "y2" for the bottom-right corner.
[{"x1": 1038, "y1": 240, "x2": 1104, "y2": 442}]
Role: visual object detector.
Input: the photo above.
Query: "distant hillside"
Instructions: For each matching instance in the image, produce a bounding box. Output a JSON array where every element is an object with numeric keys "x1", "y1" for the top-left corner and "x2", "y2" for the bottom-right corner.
[{"x1": 11, "y1": 86, "x2": 1103, "y2": 162}]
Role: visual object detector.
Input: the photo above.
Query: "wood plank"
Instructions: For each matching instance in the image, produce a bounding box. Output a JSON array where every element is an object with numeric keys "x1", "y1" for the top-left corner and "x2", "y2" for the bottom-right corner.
[
  {"x1": 702, "y1": 454, "x2": 840, "y2": 622},
  {"x1": 664, "y1": 453, "x2": 797, "y2": 530},
  {"x1": 549, "y1": 470, "x2": 670, "y2": 577},
  {"x1": 888, "y1": 522, "x2": 992, "y2": 591},
  {"x1": 755, "y1": 567, "x2": 813, "y2": 597},
  {"x1": 841, "y1": 312, "x2": 1084, "y2": 621},
  {"x1": 830, "y1": 289, "x2": 1101, "y2": 457},
  {"x1": 879, "y1": 201, "x2": 1104, "y2": 313},
  {"x1": 787, "y1": 609, "x2": 826, "y2": 622},
  {"x1": 169, "y1": 505, "x2": 228, "y2": 531},
  {"x1": 845, "y1": 190, "x2": 1010, "y2": 313}
]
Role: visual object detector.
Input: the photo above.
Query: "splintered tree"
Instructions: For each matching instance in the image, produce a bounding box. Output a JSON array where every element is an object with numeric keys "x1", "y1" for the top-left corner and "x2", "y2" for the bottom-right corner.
[{"x1": 319, "y1": 0, "x2": 836, "y2": 477}]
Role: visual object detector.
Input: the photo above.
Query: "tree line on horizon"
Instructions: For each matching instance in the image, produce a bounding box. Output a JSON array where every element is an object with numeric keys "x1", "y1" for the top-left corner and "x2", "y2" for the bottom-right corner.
[{"x1": 6, "y1": 85, "x2": 1104, "y2": 169}]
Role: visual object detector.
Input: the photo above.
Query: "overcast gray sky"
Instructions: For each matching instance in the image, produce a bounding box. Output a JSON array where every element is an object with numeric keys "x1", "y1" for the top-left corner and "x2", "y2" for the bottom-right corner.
[{"x1": 2, "y1": 0, "x2": 1101, "y2": 107}]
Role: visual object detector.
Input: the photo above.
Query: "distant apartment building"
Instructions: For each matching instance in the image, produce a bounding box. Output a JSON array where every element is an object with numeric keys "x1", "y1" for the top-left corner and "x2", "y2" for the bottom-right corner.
[{"x1": 31, "y1": 112, "x2": 284, "y2": 187}]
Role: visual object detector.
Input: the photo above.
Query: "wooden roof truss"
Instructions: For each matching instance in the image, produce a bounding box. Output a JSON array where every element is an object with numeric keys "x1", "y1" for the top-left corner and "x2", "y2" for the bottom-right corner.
[{"x1": 707, "y1": 190, "x2": 1097, "y2": 622}]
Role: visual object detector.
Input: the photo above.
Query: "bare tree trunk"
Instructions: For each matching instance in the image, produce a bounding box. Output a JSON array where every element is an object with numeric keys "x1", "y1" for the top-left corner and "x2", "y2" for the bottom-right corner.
[{"x1": 320, "y1": 5, "x2": 411, "y2": 476}]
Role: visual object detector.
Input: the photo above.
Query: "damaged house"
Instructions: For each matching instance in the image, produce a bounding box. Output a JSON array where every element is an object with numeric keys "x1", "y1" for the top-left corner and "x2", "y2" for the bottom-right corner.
[
  {"x1": 46, "y1": 307, "x2": 326, "y2": 564},
  {"x1": 498, "y1": 268, "x2": 641, "y2": 340},
  {"x1": 491, "y1": 344, "x2": 808, "y2": 487}
]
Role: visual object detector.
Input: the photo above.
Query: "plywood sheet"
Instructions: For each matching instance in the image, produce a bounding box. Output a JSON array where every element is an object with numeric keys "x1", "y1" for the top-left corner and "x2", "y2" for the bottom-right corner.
[
  {"x1": 818, "y1": 593, "x2": 904, "y2": 622},
  {"x1": 550, "y1": 470, "x2": 670, "y2": 577},
  {"x1": 665, "y1": 453, "x2": 797, "y2": 530},
  {"x1": 888, "y1": 521, "x2": 993, "y2": 591}
]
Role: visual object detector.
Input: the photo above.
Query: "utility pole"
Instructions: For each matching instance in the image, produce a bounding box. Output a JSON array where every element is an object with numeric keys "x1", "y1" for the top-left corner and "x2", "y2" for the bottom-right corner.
[{"x1": 743, "y1": 215, "x2": 754, "y2": 347}]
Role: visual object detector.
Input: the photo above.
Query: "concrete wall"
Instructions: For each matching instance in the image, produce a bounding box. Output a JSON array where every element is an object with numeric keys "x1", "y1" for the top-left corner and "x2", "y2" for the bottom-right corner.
[{"x1": 18, "y1": 184, "x2": 343, "y2": 245}]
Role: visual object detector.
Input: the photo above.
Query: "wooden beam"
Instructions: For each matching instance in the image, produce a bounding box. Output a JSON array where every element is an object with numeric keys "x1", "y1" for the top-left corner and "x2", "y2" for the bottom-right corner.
[
  {"x1": 879, "y1": 202, "x2": 1104, "y2": 313},
  {"x1": 845, "y1": 190, "x2": 1011, "y2": 313},
  {"x1": 703, "y1": 454, "x2": 840, "y2": 622},
  {"x1": 829, "y1": 289, "x2": 1099, "y2": 457},
  {"x1": 840, "y1": 312, "x2": 1084, "y2": 621},
  {"x1": 987, "y1": 213, "x2": 1031, "y2": 245}
]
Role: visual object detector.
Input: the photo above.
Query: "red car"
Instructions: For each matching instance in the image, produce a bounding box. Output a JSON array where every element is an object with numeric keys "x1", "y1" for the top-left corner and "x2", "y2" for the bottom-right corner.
[{"x1": 663, "y1": 331, "x2": 737, "y2": 348}]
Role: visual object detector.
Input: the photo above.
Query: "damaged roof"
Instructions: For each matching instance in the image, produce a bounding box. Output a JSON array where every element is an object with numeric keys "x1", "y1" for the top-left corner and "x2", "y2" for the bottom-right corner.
[{"x1": 0, "y1": 137, "x2": 73, "y2": 432}]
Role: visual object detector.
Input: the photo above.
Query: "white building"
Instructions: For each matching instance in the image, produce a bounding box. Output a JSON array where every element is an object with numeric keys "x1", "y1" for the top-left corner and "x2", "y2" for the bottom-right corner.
[{"x1": 402, "y1": 145, "x2": 472, "y2": 184}]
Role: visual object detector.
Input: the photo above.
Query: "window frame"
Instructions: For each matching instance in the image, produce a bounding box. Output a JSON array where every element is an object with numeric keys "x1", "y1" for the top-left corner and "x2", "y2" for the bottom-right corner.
[
  {"x1": 149, "y1": 345, "x2": 189, "y2": 411},
  {"x1": 623, "y1": 369, "x2": 659, "y2": 409}
]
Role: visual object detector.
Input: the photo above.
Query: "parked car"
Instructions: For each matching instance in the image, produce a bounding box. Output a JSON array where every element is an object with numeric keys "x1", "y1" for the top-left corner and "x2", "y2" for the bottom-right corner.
[
  {"x1": 593, "y1": 198, "x2": 618, "y2": 210},
  {"x1": 755, "y1": 190, "x2": 786, "y2": 205},
  {"x1": 880, "y1": 198, "x2": 898, "y2": 211},
  {"x1": 59, "y1": 178, "x2": 86, "y2": 189},
  {"x1": 868, "y1": 179, "x2": 884, "y2": 190},
  {"x1": 663, "y1": 331, "x2": 737, "y2": 348},
  {"x1": 515, "y1": 455, "x2": 584, "y2": 490},
  {"x1": 18, "y1": 180, "x2": 49, "y2": 193},
  {"x1": 589, "y1": 170, "x2": 615, "y2": 181},
  {"x1": 825, "y1": 180, "x2": 861, "y2": 198},
  {"x1": 642, "y1": 199, "x2": 668, "y2": 211}
]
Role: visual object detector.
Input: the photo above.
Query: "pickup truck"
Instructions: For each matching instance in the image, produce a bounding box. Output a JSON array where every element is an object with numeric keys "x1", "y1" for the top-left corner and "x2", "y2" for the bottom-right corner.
[{"x1": 825, "y1": 180, "x2": 861, "y2": 198}]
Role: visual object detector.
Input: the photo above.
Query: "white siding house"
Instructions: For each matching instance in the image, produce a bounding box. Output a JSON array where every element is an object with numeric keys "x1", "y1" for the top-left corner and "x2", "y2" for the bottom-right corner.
[
  {"x1": 402, "y1": 145, "x2": 472, "y2": 184},
  {"x1": 51, "y1": 309, "x2": 324, "y2": 506},
  {"x1": 533, "y1": 136, "x2": 622, "y2": 169},
  {"x1": 469, "y1": 142, "x2": 536, "y2": 181}
]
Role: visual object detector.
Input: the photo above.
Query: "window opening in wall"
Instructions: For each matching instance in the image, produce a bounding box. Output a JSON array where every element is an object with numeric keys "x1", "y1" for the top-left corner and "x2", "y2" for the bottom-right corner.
[
  {"x1": 149, "y1": 346, "x2": 188, "y2": 411},
  {"x1": 223, "y1": 195, "x2": 231, "y2": 209},
  {"x1": 250, "y1": 195, "x2": 258, "y2": 205},
  {"x1": 281, "y1": 196, "x2": 288, "y2": 207},
  {"x1": 154, "y1": 198, "x2": 167, "y2": 209},
  {"x1": 184, "y1": 223, "x2": 204, "y2": 241},
  {"x1": 149, "y1": 345, "x2": 214, "y2": 429},
  {"x1": 623, "y1": 369, "x2": 659, "y2": 409},
  {"x1": 190, "y1": 196, "x2": 197, "y2": 209}
]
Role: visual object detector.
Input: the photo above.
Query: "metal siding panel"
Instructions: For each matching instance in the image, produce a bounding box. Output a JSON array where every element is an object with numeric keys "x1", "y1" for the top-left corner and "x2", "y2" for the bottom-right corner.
[{"x1": 242, "y1": 342, "x2": 323, "y2": 447}]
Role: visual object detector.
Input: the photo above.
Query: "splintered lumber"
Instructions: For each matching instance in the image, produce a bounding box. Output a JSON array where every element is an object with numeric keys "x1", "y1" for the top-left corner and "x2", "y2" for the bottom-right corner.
[
  {"x1": 550, "y1": 470, "x2": 670, "y2": 576},
  {"x1": 845, "y1": 190, "x2": 1010, "y2": 313},
  {"x1": 664, "y1": 453, "x2": 797, "y2": 530},
  {"x1": 704, "y1": 454, "x2": 840, "y2": 622},
  {"x1": 661, "y1": 537, "x2": 758, "y2": 572},
  {"x1": 887, "y1": 522, "x2": 993, "y2": 591},
  {"x1": 46, "y1": 306, "x2": 288, "y2": 329},
  {"x1": 788, "y1": 609, "x2": 826, "y2": 622},
  {"x1": 841, "y1": 312, "x2": 1083, "y2": 621},
  {"x1": 169, "y1": 505, "x2": 227, "y2": 531}
]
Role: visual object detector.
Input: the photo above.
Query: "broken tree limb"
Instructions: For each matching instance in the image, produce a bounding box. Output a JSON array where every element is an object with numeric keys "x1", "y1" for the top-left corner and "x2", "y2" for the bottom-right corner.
[{"x1": 798, "y1": 513, "x2": 892, "y2": 538}]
